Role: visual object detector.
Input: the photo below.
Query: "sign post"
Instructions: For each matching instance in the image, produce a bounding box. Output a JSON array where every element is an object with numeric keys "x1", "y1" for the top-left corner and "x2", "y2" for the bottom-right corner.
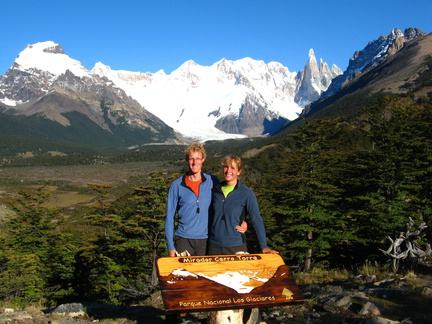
[{"x1": 157, "y1": 254, "x2": 303, "y2": 314}]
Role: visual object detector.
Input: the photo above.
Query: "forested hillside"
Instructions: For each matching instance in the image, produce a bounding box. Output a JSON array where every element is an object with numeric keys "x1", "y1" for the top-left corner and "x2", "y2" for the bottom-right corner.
[{"x1": 249, "y1": 95, "x2": 432, "y2": 271}]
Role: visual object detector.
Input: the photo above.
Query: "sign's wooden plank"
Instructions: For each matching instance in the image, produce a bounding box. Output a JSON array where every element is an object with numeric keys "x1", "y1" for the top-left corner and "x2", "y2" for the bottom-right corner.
[
  {"x1": 157, "y1": 254, "x2": 304, "y2": 313},
  {"x1": 158, "y1": 254, "x2": 282, "y2": 276}
]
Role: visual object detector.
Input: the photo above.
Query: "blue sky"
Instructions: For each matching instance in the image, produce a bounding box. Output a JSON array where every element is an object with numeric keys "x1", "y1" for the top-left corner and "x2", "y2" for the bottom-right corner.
[{"x1": 1, "y1": 0, "x2": 431, "y2": 75}]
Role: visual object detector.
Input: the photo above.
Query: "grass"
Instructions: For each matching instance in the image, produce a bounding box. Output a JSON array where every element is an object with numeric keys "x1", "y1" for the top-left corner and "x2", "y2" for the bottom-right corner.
[
  {"x1": 294, "y1": 267, "x2": 351, "y2": 285},
  {"x1": 292, "y1": 262, "x2": 424, "y2": 285},
  {"x1": 44, "y1": 190, "x2": 95, "y2": 208}
]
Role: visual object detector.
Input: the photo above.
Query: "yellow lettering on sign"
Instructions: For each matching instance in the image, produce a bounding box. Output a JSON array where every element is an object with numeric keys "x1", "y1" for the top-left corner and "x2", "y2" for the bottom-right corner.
[
  {"x1": 178, "y1": 296, "x2": 279, "y2": 308},
  {"x1": 178, "y1": 255, "x2": 262, "y2": 263},
  {"x1": 180, "y1": 257, "x2": 213, "y2": 263},
  {"x1": 214, "y1": 256, "x2": 235, "y2": 262},
  {"x1": 203, "y1": 298, "x2": 232, "y2": 305},
  {"x1": 246, "y1": 296, "x2": 276, "y2": 302},
  {"x1": 235, "y1": 255, "x2": 259, "y2": 261},
  {"x1": 179, "y1": 301, "x2": 203, "y2": 307}
]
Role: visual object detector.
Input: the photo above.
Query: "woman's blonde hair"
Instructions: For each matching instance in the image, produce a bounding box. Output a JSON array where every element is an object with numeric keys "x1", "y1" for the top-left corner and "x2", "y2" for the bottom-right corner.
[
  {"x1": 222, "y1": 155, "x2": 242, "y2": 170},
  {"x1": 184, "y1": 143, "x2": 206, "y2": 160}
]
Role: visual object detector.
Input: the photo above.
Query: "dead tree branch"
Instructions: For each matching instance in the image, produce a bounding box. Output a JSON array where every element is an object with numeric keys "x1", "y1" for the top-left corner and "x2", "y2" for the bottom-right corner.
[{"x1": 379, "y1": 218, "x2": 431, "y2": 273}]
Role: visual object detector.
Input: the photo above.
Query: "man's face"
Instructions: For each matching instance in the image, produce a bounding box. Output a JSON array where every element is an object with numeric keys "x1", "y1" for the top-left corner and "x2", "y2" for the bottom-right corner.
[{"x1": 187, "y1": 151, "x2": 205, "y2": 175}]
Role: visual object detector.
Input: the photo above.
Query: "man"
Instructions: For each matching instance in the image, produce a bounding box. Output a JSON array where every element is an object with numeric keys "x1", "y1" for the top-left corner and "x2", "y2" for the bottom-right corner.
[{"x1": 165, "y1": 144, "x2": 246, "y2": 257}]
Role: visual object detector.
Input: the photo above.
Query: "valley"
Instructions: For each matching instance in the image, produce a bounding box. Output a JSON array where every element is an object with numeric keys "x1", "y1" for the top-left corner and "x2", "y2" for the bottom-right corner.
[{"x1": 0, "y1": 161, "x2": 181, "y2": 216}]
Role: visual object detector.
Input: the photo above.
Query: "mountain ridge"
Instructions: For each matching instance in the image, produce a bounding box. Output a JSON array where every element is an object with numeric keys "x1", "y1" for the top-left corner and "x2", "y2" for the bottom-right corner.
[
  {"x1": 0, "y1": 27, "x2": 428, "y2": 153},
  {"x1": 0, "y1": 40, "x2": 341, "y2": 144},
  {"x1": 301, "y1": 31, "x2": 432, "y2": 119},
  {"x1": 322, "y1": 27, "x2": 427, "y2": 98}
]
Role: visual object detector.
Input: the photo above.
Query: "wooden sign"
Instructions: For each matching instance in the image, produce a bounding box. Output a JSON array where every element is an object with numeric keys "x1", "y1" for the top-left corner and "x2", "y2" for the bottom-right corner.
[{"x1": 157, "y1": 254, "x2": 304, "y2": 313}]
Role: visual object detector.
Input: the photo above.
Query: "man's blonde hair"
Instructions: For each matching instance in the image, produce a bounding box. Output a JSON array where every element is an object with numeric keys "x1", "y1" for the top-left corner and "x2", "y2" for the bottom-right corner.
[
  {"x1": 185, "y1": 143, "x2": 206, "y2": 160},
  {"x1": 222, "y1": 155, "x2": 242, "y2": 170}
]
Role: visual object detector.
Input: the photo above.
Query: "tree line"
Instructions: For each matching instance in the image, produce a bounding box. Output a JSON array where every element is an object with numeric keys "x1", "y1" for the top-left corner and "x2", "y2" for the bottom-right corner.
[
  {"x1": 0, "y1": 94, "x2": 431, "y2": 307},
  {"x1": 251, "y1": 95, "x2": 432, "y2": 271}
]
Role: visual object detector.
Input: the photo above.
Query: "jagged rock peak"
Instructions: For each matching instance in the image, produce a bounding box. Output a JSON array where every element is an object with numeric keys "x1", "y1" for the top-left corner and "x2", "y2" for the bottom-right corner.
[
  {"x1": 43, "y1": 43, "x2": 65, "y2": 54},
  {"x1": 293, "y1": 48, "x2": 342, "y2": 105},
  {"x1": 319, "y1": 59, "x2": 330, "y2": 74},
  {"x1": 377, "y1": 27, "x2": 425, "y2": 45},
  {"x1": 308, "y1": 48, "x2": 316, "y2": 59},
  {"x1": 307, "y1": 49, "x2": 319, "y2": 69},
  {"x1": 24, "y1": 41, "x2": 65, "y2": 55},
  {"x1": 395, "y1": 27, "x2": 425, "y2": 40},
  {"x1": 321, "y1": 27, "x2": 427, "y2": 98}
]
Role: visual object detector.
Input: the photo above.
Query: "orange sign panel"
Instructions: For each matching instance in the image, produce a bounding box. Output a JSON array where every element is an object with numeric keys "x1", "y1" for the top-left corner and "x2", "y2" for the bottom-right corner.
[{"x1": 157, "y1": 254, "x2": 304, "y2": 313}]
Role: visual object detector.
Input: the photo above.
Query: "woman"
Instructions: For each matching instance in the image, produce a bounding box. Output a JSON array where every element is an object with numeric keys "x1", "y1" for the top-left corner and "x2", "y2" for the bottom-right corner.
[{"x1": 207, "y1": 155, "x2": 278, "y2": 255}]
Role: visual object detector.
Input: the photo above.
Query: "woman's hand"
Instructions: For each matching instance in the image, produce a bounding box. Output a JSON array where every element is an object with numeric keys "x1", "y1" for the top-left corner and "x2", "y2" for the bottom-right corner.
[{"x1": 262, "y1": 247, "x2": 279, "y2": 254}]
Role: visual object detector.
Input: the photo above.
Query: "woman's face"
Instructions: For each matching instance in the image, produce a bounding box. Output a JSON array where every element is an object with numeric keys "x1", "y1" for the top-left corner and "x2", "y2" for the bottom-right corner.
[{"x1": 223, "y1": 161, "x2": 242, "y2": 186}]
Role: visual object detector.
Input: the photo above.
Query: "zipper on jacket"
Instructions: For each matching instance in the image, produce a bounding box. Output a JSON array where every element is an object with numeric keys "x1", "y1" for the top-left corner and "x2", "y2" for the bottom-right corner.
[{"x1": 220, "y1": 197, "x2": 226, "y2": 220}]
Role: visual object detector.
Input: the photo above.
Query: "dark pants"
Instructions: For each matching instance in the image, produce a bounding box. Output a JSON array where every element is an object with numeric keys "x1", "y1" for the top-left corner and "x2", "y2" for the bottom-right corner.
[
  {"x1": 207, "y1": 242, "x2": 248, "y2": 255},
  {"x1": 174, "y1": 236, "x2": 207, "y2": 256}
]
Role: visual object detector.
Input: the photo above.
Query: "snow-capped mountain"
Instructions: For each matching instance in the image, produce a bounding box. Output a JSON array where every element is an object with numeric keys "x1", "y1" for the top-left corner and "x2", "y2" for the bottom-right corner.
[
  {"x1": 91, "y1": 51, "x2": 341, "y2": 141},
  {"x1": 0, "y1": 27, "x2": 426, "y2": 146},
  {"x1": 0, "y1": 40, "x2": 341, "y2": 143},
  {"x1": 0, "y1": 41, "x2": 180, "y2": 147},
  {"x1": 322, "y1": 27, "x2": 426, "y2": 98},
  {"x1": 0, "y1": 37, "x2": 339, "y2": 147}
]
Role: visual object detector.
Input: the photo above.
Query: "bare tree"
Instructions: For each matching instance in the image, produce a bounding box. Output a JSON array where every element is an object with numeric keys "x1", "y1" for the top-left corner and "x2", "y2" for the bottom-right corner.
[{"x1": 379, "y1": 218, "x2": 431, "y2": 273}]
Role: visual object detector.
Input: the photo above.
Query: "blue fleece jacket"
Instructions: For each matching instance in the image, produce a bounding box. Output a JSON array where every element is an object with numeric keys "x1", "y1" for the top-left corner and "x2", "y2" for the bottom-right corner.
[
  {"x1": 208, "y1": 180, "x2": 268, "y2": 250},
  {"x1": 165, "y1": 172, "x2": 218, "y2": 252}
]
